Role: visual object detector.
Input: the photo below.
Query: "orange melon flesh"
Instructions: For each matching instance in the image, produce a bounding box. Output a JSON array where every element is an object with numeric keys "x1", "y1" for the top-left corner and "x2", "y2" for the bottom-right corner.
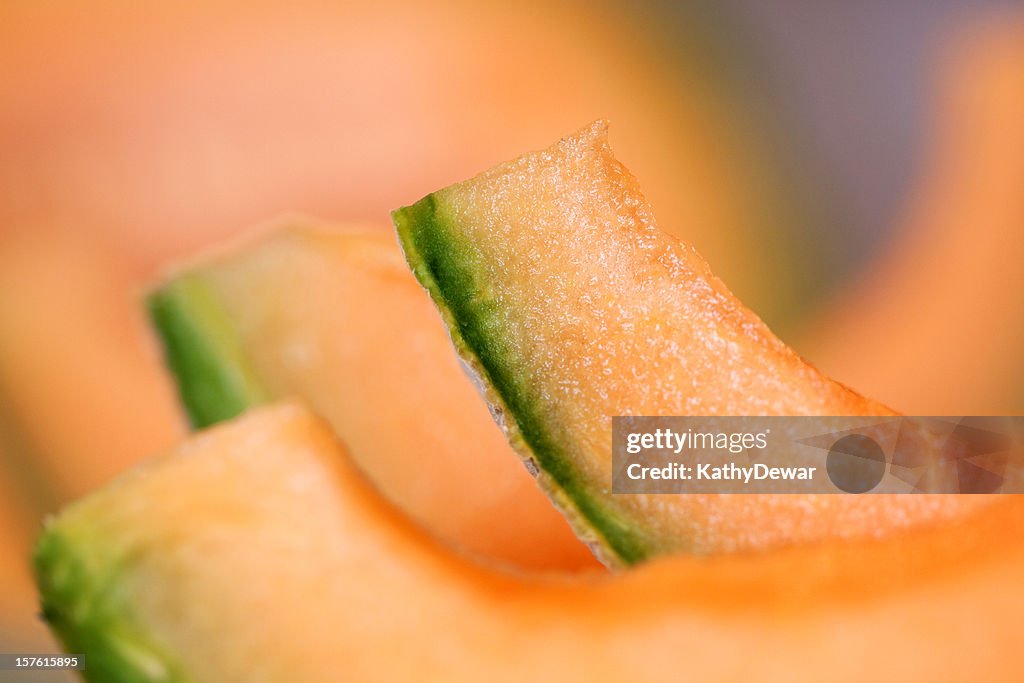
[
  {"x1": 393, "y1": 122, "x2": 990, "y2": 566},
  {"x1": 0, "y1": 230, "x2": 182, "y2": 502},
  {"x1": 147, "y1": 225, "x2": 598, "y2": 571},
  {"x1": 35, "y1": 403, "x2": 1024, "y2": 682},
  {"x1": 0, "y1": 0, "x2": 830, "y2": 329}
]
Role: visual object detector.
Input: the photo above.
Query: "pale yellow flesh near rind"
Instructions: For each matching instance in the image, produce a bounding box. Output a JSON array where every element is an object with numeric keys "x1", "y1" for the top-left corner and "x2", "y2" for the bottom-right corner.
[
  {"x1": 34, "y1": 403, "x2": 1024, "y2": 682},
  {"x1": 149, "y1": 225, "x2": 598, "y2": 571}
]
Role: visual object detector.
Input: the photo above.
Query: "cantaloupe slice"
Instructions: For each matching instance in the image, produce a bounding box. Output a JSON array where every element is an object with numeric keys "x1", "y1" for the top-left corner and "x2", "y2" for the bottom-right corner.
[
  {"x1": 393, "y1": 122, "x2": 991, "y2": 566},
  {"x1": 147, "y1": 225, "x2": 597, "y2": 571},
  {"x1": 35, "y1": 403, "x2": 1024, "y2": 682}
]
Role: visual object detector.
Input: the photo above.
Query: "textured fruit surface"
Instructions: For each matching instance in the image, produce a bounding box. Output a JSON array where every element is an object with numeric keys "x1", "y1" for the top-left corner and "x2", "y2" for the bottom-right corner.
[
  {"x1": 148, "y1": 225, "x2": 597, "y2": 571},
  {"x1": 394, "y1": 123, "x2": 989, "y2": 566},
  {"x1": 35, "y1": 403, "x2": 1024, "y2": 682}
]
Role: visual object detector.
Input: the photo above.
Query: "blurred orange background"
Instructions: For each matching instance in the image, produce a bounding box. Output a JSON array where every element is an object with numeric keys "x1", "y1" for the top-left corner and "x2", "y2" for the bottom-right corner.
[{"x1": 1, "y1": 0, "x2": 1022, "y2": 666}]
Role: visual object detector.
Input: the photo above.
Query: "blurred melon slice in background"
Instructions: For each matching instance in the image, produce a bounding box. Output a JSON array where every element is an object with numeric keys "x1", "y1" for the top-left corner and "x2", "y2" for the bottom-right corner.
[
  {"x1": 148, "y1": 223, "x2": 599, "y2": 571},
  {"x1": 0, "y1": 0, "x2": 831, "y2": 326},
  {"x1": 800, "y1": 17, "x2": 1024, "y2": 414},
  {"x1": 0, "y1": 230, "x2": 184, "y2": 655},
  {"x1": 34, "y1": 402, "x2": 1024, "y2": 683},
  {"x1": 0, "y1": 230, "x2": 183, "y2": 502}
]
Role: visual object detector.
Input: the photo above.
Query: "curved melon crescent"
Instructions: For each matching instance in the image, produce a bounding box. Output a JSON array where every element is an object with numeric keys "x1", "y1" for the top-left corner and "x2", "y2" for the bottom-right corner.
[
  {"x1": 392, "y1": 121, "x2": 991, "y2": 566},
  {"x1": 34, "y1": 404, "x2": 1024, "y2": 682},
  {"x1": 146, "y1": 226, "x2": 598, "y2": 572}
]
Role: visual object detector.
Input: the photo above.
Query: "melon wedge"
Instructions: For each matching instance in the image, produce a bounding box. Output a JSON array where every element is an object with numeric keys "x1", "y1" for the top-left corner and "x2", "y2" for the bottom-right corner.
[
  {"x1": 392, "y1": 122, "x2": 990, "y2": 566},
  {"x1": 34, "y1": 402, "x2": 1024, "y2": 682},
  {"x1": 147, "y1": 225, "x2": 597, "y2": 571}
]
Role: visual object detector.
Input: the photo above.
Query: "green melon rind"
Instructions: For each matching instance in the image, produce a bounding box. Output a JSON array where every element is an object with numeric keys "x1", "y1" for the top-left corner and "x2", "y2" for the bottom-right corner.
[
  {"x1": 393, "y1": 194, "x2": 651, "y2": 568},
  {"x1": 34, "y1": 522, "x2": 189, "y2": 683},
  {"x1": 147, "y1": 276, "x2": 268, "y2": 429}
]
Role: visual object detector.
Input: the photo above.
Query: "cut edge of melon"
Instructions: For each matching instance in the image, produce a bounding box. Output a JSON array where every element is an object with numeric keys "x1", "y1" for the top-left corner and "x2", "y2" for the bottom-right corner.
[
  {"x1": 392, "y1": 194, "x2": 645, "y2": 568},
  {"x1": 147, "y1": 275, "x2": 268, "y2": 429}
]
